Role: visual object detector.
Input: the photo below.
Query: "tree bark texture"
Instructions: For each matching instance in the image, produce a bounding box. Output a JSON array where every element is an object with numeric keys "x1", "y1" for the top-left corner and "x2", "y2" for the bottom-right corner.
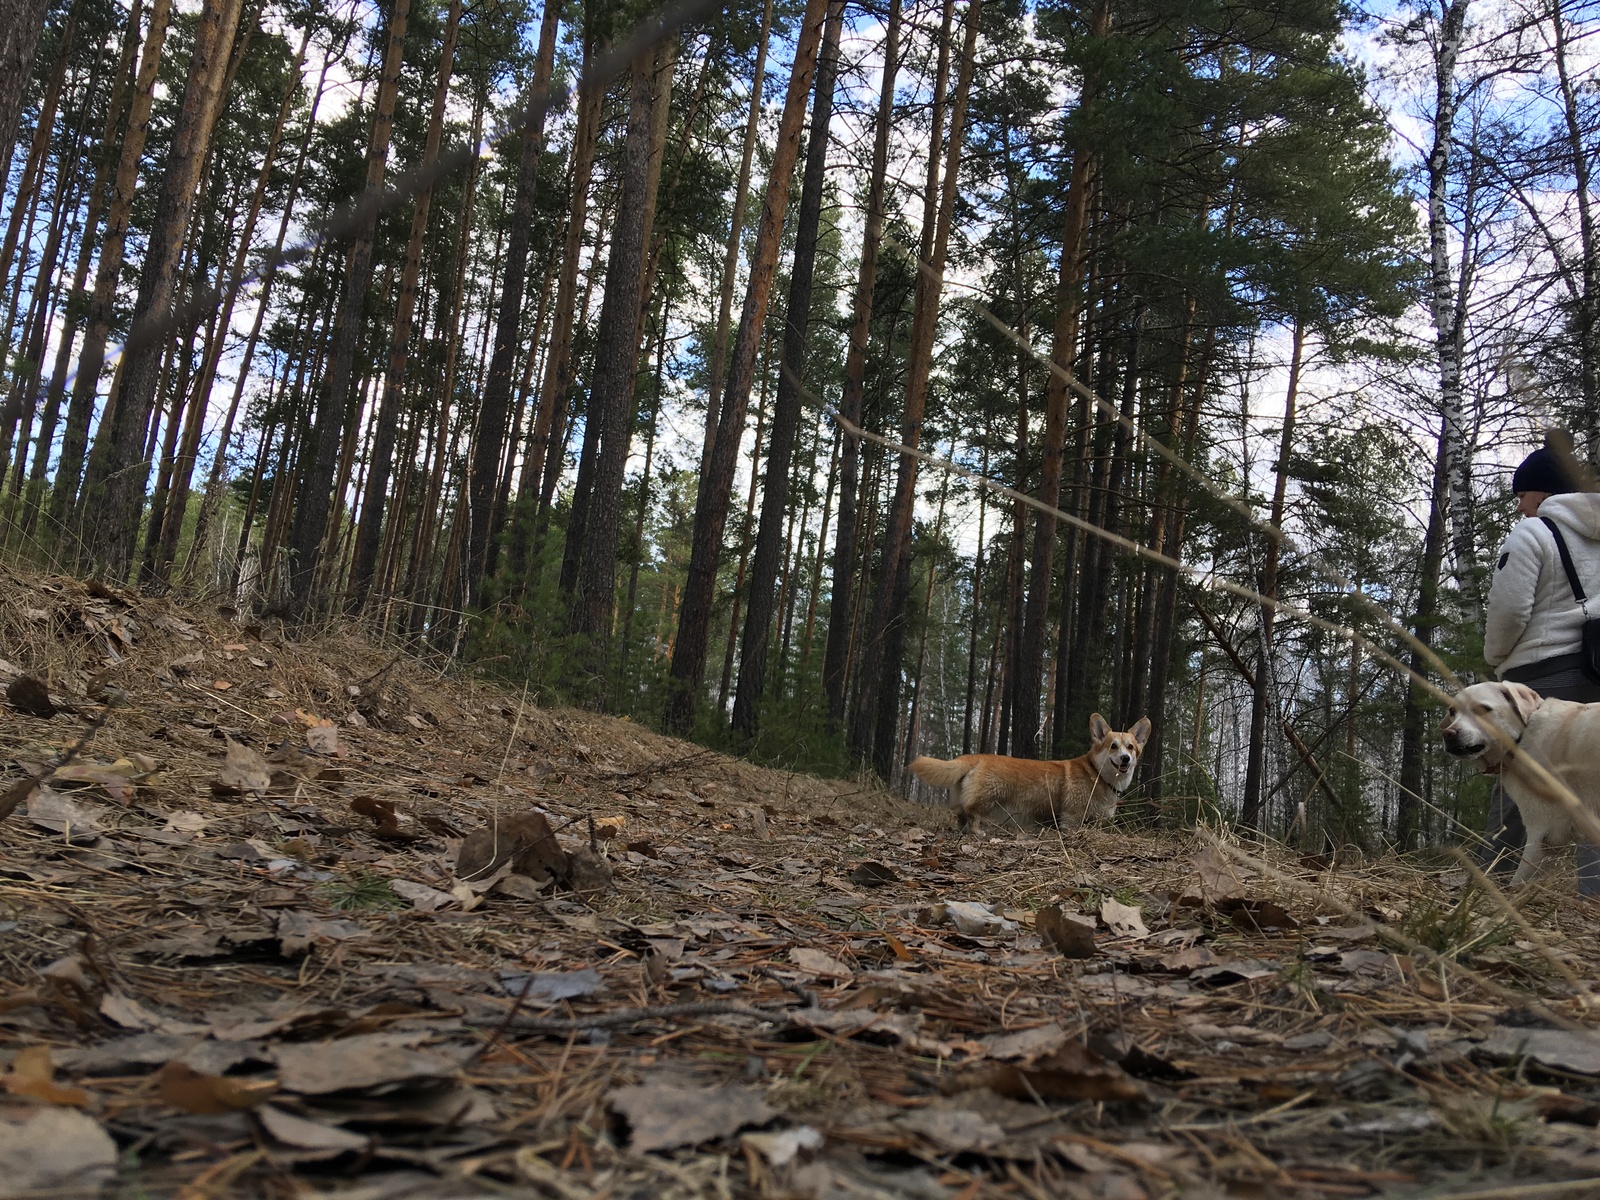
[
  {"x1": 80, "y1": 0, "x2": 244, "y2": 578},
  {"x1": 465, "y1": 0, "x2": 561, "y2": 599},
  {"x1": 663, "y1": 0, "x2": 831, "y2": 735},
  {"x1": 567, "y1": 49, "x2": 662, "y2": 690},
  {"x1": 284, "y1": 0, "x2": 409, "y2": 611},
  {"x1": 731, "y1": 0, "x2": 843, "y2": 737},
  {"x1": 349, "y1": 0, "x2": 464, "y2": 609},
  {"x1": 1013, "y1": 0, "x2": 1111, "y2": 759},
  {"x1": 822, "y1": 0, "x2": 901, "y2": 725},
  {"x1": 0, "y1": 0, "x2": 49, "y2": 189}
]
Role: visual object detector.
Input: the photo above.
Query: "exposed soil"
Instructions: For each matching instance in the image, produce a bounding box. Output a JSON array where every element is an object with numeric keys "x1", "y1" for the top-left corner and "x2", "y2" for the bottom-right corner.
[{"x1": 4, "y1": 566, "x2": 1600, "y2": 1199}]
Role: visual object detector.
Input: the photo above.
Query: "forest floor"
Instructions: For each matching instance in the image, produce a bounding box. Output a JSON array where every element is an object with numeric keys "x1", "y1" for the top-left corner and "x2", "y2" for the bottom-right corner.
[{"x1": 4, "y1": 569, "x2": 1600, "y2": 1199}]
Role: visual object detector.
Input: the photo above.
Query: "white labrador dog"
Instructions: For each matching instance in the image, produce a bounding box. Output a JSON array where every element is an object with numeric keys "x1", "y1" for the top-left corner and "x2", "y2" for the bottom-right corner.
[{"x1": 1441, "y1": 681, "x2": 1600, "y2": 884}]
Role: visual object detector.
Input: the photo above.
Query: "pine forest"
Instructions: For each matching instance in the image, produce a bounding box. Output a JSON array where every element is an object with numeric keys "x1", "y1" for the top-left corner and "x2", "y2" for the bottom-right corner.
[{"x1": 3, "y1": 0, "x2": 1599, "y2": 856}]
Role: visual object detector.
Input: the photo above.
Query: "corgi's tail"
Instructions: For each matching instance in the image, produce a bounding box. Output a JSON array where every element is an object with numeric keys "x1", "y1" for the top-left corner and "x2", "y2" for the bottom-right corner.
[{"x1": 907, "y1": 755, "x2": 973, "y2": 804}]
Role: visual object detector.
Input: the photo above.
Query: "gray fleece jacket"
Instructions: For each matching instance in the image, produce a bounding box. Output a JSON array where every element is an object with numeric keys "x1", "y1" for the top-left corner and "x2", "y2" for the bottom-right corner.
[{"x1": 1484, "y1": 492, "x2": 1600, "y2": 676}]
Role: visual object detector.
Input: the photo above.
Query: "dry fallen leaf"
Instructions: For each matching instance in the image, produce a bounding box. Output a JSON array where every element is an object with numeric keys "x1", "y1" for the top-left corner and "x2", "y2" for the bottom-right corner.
[
  {"x1": 499, "y1": 967, "x2": 605, "y2": 1007},
  {"x1": 847, "y1": 860, "x2": 899, "y2": 887},
  {"x1": 390, "y1": 879, "x2": 456, "y2": 911},
  {"x1": 790, "y1": 946, "x2": 854, "y2": 979},
  {"x1": 306, "y1": 723, "x2": 342, "y2": 756},
  {"x1": 26, "y1": 786, "x2": 103, "y2": 841},
  {"x1": 351, "y1": 796, "x2": 416, "y2": 841},
  {"x1": 164, "y1": 810, "x2": 210, "y2": 836},
  {"x1": 256, "y1": 1104, "x2": 370, "y2": 1152},
  {"x1": 1037, "y1": 904, "x2": 1097, "y2": 958},
  {"x1": 1099, "y1": 897, "x2": 1149, "y2": 939},
  {"x1": 1191, "y1": 845, "x2": 1251, "y2": 901},
  {"x1": 156, "y1": 1061, "x2": 275, "y2": 1114},
  {"x1": 608, "y1": 1080, "x2": 776, "y2": 1153},
  {"x1": 980, "y1": 1024, "x2": 1069, "y2": 1061},
  {"x1": 897, "y1": 1107, "x2": 1005, "y2": 1153},
  {"x1": 213, "y1": 738, "x2": 271, "y2": 796},
  {"x1": 960, "y1": 1040, "x2": 1145, "y2": 1103},
  {"x1": 1479, "y1": 1026, "x2": 1600, "y2": 1075},
  {"x1": 457, "y1": 811, "x2": 567, "y2": 883},
  {"x1": 272, "y1": 1033, "x2": 465, "y2": 1095}
]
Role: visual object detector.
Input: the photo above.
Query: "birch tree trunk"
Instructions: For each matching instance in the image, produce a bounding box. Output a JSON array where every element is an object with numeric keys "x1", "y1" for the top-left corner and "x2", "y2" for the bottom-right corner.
[
  {"x1": 1547, "y1": 0, "x2": 1599, "y2": 458},
  {"x1": 1427, "y1": 0, "x2": 1476, "y2": 602}
]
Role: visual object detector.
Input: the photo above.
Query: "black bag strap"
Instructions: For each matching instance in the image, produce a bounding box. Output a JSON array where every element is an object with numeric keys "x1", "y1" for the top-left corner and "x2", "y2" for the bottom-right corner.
[{"x1": 1540, "y1": 515, "x2": 1589, "y2": 605}]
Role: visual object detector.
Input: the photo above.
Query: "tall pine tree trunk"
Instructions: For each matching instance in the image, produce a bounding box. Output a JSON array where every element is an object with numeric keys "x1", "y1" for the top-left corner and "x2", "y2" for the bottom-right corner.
[
  {"x1": 663, "y1": 0, "x2": 831, "y2": 734},
  {"x1": 512, "y1": 32, "x2": 599, "y2": 583},
  {"x1": 0, "y1": 0, "x2": 49, "y2": 174},
  {"x1": 151, "y1": 18, "x2": 312, "y2": 583},
  {"x1": 822, "y1": 0, "x2": 901, "y2": 725},
  {"x1": 701, "y1": 0, "x2": 775, "y2": 467},
  {"x1": 1014, "y1": 0, "x2": 1110, "y2": 758},
  {"x1": 185, "y1": 23, "x2": 346, "y2": 578},
  {"x1": 21, "y1": 0, "x2": 142, "y2": 529},
  {"x1": 79, "y1": 0, "x2": 243, "y2": 578},
  {"x1": 850, "y1": 0, "x2": 955, "y2": 757},
  {"x1": 284, "y1": 0, "x2": 409, "y2": 612},
  {"x1": 855, "y1": 0, "x2": 979, "y2": 776},
  {"x1": 731, "y1": 0, "x2": 843, "y2": 737},
  {"x1": 1240, "y1": 316, "x2": 1304, "y2": 832},
  {"x1": 566, "y1": 49, "x2": 663, "y2": 696},
  {"x1": 464, "y1": 0, "x2": 561, "y2": 600},
  {"x1": 1139, "y1": 310, "x2": 1208, "y2": 808},
  {"x1": 349, "y1": 0, "x2": 463, "y2": 609}
]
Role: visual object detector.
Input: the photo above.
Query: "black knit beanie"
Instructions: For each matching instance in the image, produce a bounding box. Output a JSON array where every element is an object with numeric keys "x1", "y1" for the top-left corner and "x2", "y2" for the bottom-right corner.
[{"x1": 1512, "y1": 446, "x2": 1580, "y2": 495}]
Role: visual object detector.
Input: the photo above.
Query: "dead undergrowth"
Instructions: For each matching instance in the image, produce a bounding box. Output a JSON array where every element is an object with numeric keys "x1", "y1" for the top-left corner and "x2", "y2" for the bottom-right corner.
[{"x1": 4, "y1": 566, "x2": 1600, "y2": 1199}]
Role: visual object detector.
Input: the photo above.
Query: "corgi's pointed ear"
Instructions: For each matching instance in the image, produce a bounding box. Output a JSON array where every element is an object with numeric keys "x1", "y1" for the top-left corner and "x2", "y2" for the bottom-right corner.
[
  {"x1": 1131, "y1": 716, "x2": 1152, "y2": 747},
  {"x1": 1089, "y1": 712, "x2": 1110, "y2": 742}
]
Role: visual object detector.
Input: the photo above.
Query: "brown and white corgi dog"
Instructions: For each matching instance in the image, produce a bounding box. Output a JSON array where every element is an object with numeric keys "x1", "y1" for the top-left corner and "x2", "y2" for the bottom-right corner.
[{"x1": 909, "y1": 713, "x2": 1153, "y2": 831}]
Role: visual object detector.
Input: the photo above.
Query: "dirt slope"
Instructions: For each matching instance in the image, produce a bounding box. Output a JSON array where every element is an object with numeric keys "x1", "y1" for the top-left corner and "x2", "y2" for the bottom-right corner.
[{"x1": 3, "y1": 568, "x2": 1600, "y2": 1199}]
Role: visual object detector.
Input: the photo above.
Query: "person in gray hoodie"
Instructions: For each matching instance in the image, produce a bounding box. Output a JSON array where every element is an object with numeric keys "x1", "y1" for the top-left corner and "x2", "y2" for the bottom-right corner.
[{"x1": 1479, "y1": 442, "x2": 1600, "y2": 892}]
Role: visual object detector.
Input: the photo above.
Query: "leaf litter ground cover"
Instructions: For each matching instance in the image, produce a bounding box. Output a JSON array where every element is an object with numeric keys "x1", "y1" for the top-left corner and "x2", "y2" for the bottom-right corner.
[{"x1": 4, "y1": 571, "x2": 1600, "y2": 1198}]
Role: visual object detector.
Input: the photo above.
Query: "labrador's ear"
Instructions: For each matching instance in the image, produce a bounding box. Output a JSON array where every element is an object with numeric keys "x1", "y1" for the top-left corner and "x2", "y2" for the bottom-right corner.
[
  {"x1": 1130, "y1": 716, "x2": 1152, "y2": 748},
  {"x1": 1503, "y1": 682, "x2": 1543, "y2": 727},
  {"x1": 1089, "y1": 712, "x2": 1111, "y2": 742}
]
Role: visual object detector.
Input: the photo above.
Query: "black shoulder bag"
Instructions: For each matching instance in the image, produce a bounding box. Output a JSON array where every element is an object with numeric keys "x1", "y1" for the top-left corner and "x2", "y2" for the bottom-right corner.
[{"x1": 1539, "y1": 515, "x2": 1600, "y2": 684}]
